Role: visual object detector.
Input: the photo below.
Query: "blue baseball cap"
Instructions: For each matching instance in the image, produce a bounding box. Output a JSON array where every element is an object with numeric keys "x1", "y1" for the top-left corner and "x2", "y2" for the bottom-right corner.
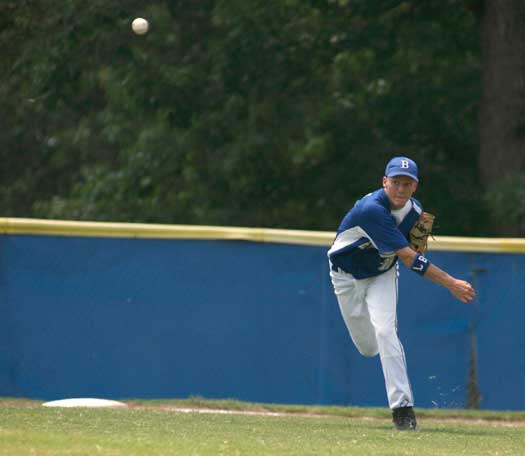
[{"x1": 385, "y1": 156, "x2": 419, "y2": 182}]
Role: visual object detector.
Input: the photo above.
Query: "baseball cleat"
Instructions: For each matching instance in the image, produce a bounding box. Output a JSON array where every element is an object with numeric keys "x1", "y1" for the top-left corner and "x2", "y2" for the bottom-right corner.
[{"x1": 392, "y1": 406, "x2": 418, "y2": 431}]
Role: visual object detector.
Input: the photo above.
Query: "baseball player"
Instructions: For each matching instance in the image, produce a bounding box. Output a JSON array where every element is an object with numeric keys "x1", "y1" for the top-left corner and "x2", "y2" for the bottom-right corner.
[{"x1": 327, "y1": 156, "x2": 475, "y2": 430}]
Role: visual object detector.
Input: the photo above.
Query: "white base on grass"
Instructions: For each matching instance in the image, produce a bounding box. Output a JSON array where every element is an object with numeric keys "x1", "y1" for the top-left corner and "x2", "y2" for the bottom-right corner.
[{"x1": 42, "y1": 398, "x2": 127, "y2": 408}]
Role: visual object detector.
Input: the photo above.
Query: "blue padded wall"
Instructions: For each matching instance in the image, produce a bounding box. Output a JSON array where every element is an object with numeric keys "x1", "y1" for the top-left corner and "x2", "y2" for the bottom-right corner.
[{"x1": 0, "y1": 234, "x2": 523, "y2": 409}]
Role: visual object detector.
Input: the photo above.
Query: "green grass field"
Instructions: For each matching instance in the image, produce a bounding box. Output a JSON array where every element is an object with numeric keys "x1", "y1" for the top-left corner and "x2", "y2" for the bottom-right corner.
[{"x1": 1, "y1": 398, "x2": 524, "y2": 455}]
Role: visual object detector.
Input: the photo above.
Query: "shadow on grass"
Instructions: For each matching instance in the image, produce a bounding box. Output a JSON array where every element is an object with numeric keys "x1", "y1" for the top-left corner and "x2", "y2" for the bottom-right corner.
[
  {"x1": 417, "y1": 427, "x2": 493, "y2": 437},
  {"x1": 370, "y1": 423, "x2": 492, "y2": 437}
]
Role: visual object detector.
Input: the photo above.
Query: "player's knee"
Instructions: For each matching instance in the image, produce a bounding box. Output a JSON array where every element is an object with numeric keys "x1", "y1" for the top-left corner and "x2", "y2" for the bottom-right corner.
[
  {"x1": 356, "y1": 341, "x2": 379, "y2": 358},
  {"x1": 356, "y1": 344, "x2": 379, "y2": 357}
]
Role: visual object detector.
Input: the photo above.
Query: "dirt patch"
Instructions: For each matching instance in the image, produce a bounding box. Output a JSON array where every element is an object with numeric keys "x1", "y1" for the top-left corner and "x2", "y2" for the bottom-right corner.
[
  {"x1": 128, "y1": 404, "x2": 525, "y2": 427},
  {"x1": 0, "y1": 399, "x2": 41, "y2": 408},
  {"x1": 4, "y1": 400, "x2": 525, "y2": 427}
]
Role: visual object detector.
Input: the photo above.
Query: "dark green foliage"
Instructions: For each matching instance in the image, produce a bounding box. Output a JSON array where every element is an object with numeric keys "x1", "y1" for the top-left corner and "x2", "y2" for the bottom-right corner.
[
  {"x1": 1, "y1": 1, "x2": 491, "y2": 234},
  {"x1": 485, "y1": 173, "x2": 525, "y2": 235}
]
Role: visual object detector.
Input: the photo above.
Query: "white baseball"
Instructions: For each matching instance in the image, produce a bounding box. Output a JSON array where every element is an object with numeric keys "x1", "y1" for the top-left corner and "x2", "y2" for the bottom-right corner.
[{"x1": 132, "y1": 18, "x2": 149, "y2": 35}]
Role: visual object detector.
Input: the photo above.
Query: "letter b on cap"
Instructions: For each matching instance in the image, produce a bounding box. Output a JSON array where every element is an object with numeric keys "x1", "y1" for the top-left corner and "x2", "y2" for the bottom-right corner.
[{"x1": 401, "y1": 160, "x2": 409, "y2": 169}]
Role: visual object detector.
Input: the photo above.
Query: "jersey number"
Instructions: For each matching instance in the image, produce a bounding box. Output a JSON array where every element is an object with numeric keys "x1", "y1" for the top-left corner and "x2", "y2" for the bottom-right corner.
[{"x1": 379, "y1": 256, "x2": 396, "y2": 271}]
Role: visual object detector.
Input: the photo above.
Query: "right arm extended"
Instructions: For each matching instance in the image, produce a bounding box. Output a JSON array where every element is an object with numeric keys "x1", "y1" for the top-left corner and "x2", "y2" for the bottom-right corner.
[{"x1": 395, "y1": 247, "x2": 476, "y2": 304}]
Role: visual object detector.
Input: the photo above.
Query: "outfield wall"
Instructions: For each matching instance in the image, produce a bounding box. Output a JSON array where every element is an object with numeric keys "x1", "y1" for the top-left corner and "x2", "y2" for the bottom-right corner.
[{"x1": 1, "y1": 218, "x2": 524, "y2": 410}]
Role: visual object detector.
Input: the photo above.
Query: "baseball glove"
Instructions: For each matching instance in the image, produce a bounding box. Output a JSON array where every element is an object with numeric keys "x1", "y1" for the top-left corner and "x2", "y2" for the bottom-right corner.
[{"x1": 409, "y1": 212, "x2": 435, "y2": 254}]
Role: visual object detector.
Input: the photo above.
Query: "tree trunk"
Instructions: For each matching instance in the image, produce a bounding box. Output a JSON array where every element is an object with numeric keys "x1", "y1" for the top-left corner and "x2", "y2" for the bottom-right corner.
[{"x1": 479, "y1": 0, "x2": 525, "y2": 235}]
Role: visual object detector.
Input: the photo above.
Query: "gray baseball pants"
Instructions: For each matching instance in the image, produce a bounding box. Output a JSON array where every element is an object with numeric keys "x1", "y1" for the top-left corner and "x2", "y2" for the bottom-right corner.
[{"x1": 329, "y1": 263, "x2": 414, "y2": 409}]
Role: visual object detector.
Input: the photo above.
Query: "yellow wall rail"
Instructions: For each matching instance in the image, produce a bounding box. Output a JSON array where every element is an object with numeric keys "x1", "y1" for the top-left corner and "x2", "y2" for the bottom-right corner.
[{"x1": 1, "y1": 217, "x2": 525, "y2": 253}]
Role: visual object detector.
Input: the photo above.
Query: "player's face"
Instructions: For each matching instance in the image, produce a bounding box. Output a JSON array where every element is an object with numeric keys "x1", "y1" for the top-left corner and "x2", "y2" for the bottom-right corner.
[{"x1": 383, "y1": 175, "x2": 418, "y2": 209}]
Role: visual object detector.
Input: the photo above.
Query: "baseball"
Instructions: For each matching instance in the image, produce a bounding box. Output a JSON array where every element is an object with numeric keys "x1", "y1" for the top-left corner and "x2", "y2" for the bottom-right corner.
[{"x1": 132, "y1": 17, "x2": 149, "y2": 35}]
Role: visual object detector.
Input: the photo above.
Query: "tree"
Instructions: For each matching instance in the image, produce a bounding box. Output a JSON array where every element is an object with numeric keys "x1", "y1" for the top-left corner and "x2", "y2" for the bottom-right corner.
[
  {"x1": 480, "y1": 0, "x2": 525, "y2": 235},
  {"x1": 1, "y1": 1, "x2": 492, "y2": 235}
]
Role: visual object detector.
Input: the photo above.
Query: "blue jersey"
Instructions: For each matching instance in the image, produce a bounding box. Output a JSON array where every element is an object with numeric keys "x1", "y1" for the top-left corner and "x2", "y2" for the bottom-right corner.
[{"x1": 328, "y1": 188, "x2": 423, "y2": 279}]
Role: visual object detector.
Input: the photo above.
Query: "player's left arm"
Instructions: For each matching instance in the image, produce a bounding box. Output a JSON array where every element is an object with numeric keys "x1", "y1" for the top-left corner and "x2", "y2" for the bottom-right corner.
[{"x1": 396, "y1": 246, "x2": 476, "y2": 304}]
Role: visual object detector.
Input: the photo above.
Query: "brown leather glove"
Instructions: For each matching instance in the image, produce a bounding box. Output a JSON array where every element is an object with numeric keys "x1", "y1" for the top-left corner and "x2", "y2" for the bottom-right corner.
[{"x1": 409, "y1": 212, "x2": 435, "y2": 254}]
